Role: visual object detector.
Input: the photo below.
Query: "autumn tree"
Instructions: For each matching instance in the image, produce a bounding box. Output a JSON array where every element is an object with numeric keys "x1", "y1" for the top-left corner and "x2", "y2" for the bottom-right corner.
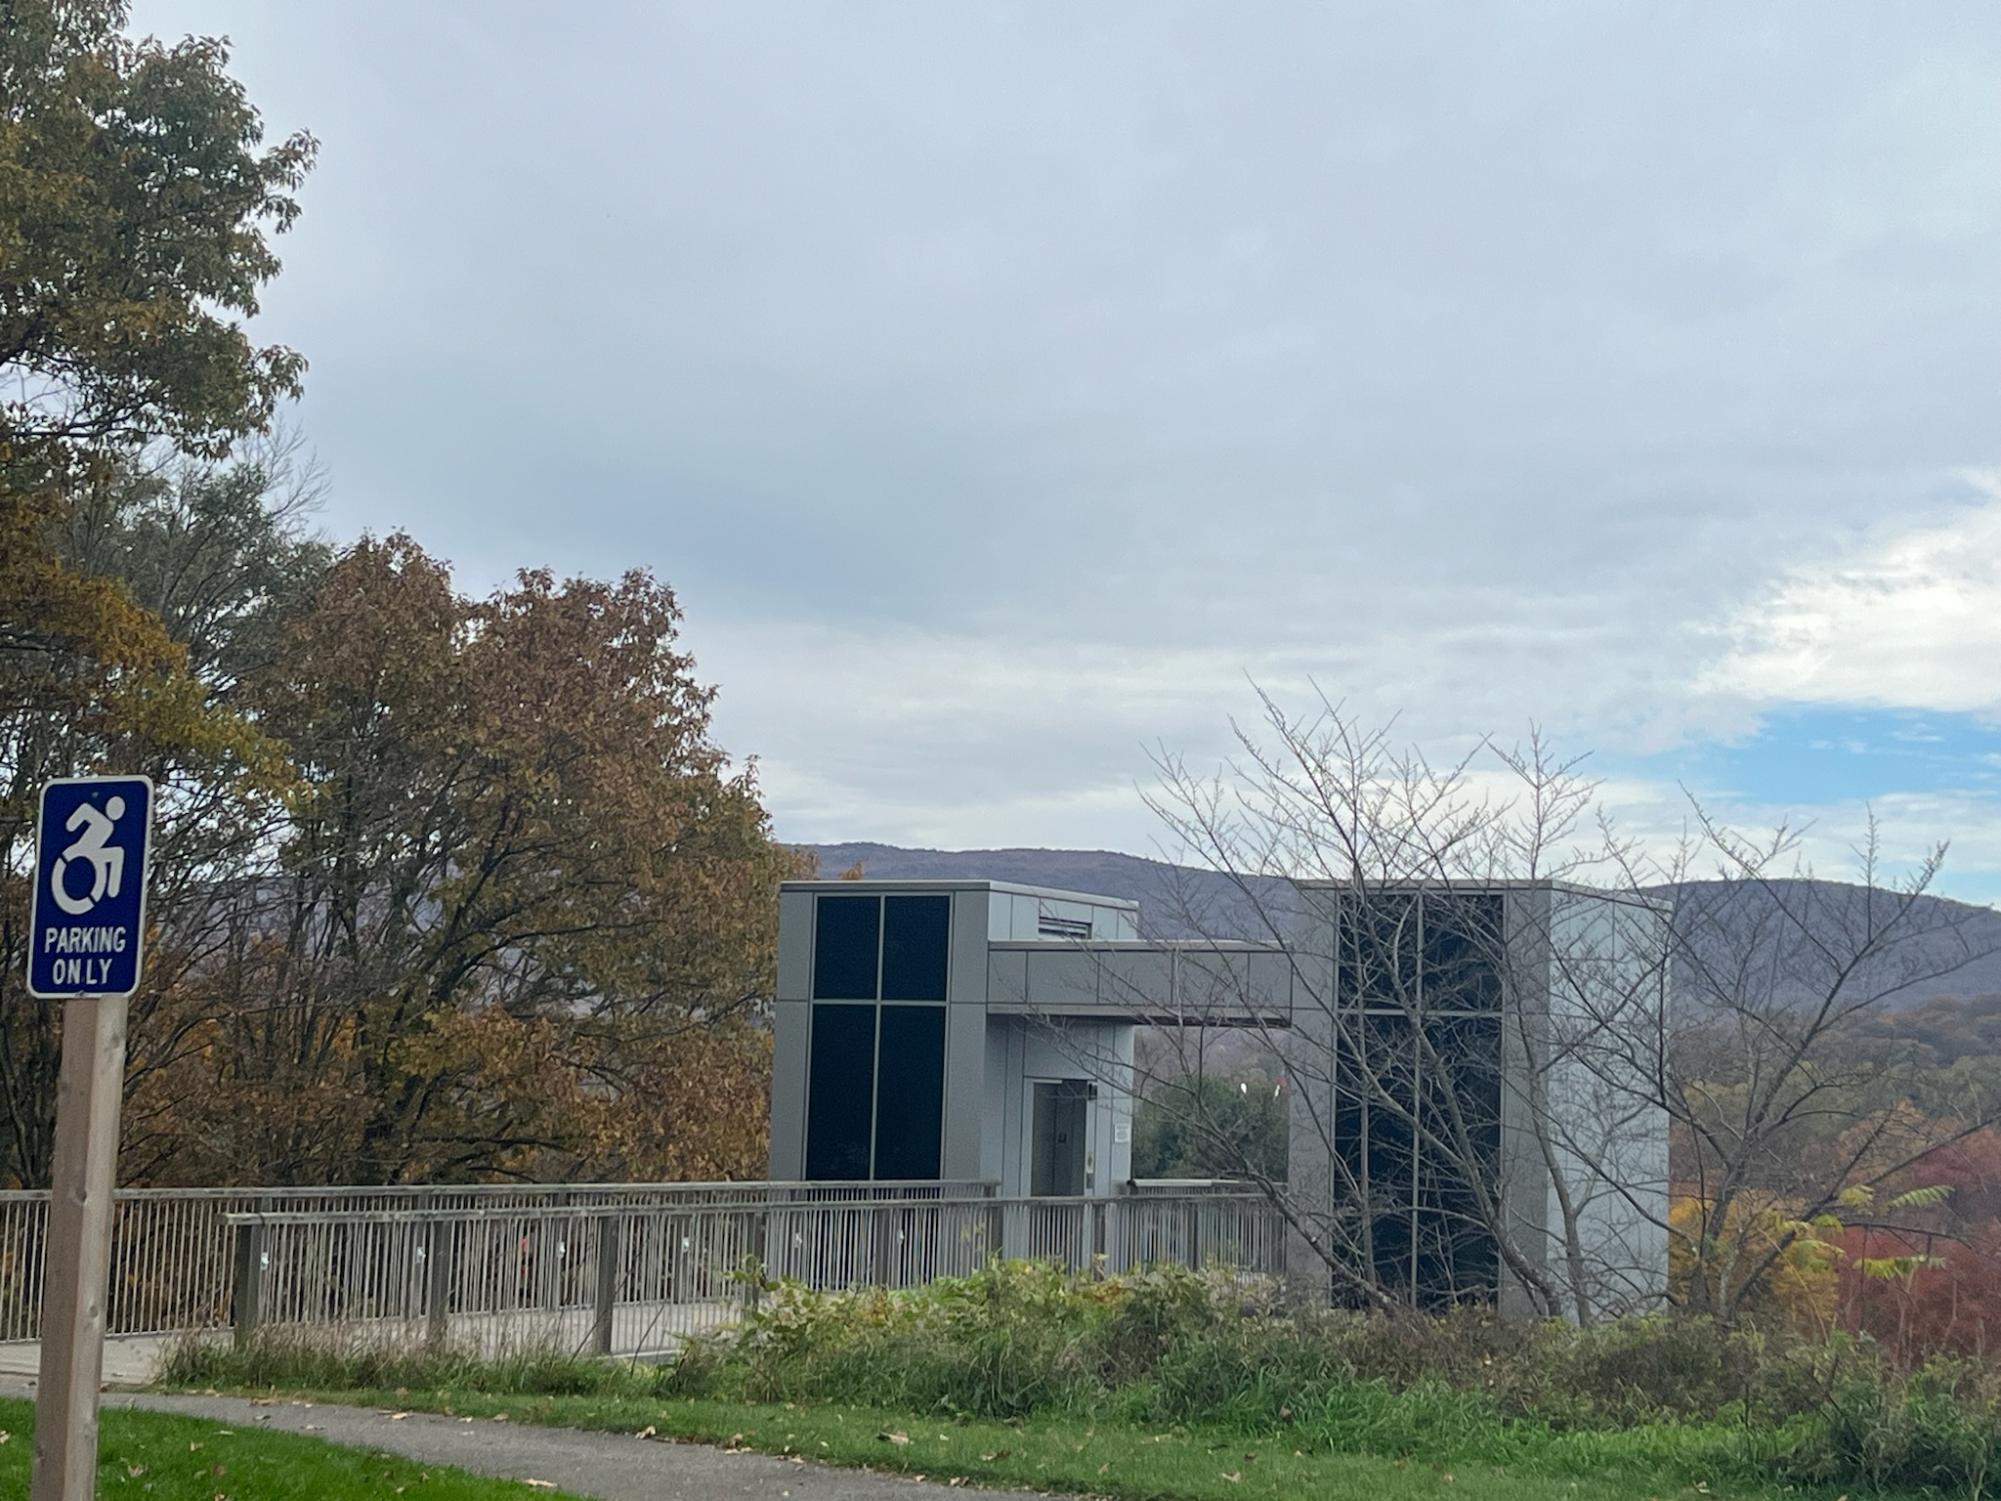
[
  {"x1": 0, "y1": 0, "x2": 313, "y2": 1183},
  {"x1": 1613, "y1": 819, "x2": 2000, "y2": 1321},
  {"x1": 141, "y1": 536, "x2": 798, "y2": 1184},
  {"x1": 1, "y1": 0, "x2": 312, "y2": 469}
]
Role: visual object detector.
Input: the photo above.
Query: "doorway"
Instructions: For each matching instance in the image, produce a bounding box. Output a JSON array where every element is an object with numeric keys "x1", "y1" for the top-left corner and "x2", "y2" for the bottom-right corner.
[{"x1": 1030, "y1": 1080, "x2": 1092, "y2": 1197}]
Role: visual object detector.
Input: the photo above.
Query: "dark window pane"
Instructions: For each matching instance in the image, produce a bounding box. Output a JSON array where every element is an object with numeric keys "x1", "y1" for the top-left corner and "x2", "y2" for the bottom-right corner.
[
  {"x1": 873, "y1": 1005, "x2": 946, "y2": 1180},
  {"x1": 1414, "y1": 1159, "x2": 1494, "y2": 1308},
  {"x1": 1417, "y1": 1015, "x2": 1502, "y2": 1306},
  {"x1": 806, "y1": 1004, "x2": 877, "y2": 1179},
  {"x1": 813, "y1": 895, "x2": 880, "y2": 1000},
  {"x1": 1340, "y1": 894, "x2": 1417, "y2": 1010},
  {"x1": 1328, "y1": 1025, "x2": 1372, "y2": 1306},
  {"x1": 1370, "y1": 1202, "x2": 1414, "y2": 1298},
  {"x1": 1422, "y1": 895, "x2": 1504, "y2": 1013},
  {"x1": 1332, "y1": 1028, "x2": 1368, "y2": 1196},
  {"x1": 881, "y1": 894, "x2": 951, "y2": 1000},
  {"x1": 1424, "y1": 1016, "x2": 1503, "y2": 1172},
  {"x1": 1363, "y1": 1013, "x2": 1415, "y2": 1297}
]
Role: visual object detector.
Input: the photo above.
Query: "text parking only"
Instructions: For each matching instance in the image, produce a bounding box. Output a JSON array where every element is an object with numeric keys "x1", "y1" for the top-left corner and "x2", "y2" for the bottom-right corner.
[{"x1": 28, "y1": 776, "x2": 153, "y2": 998}]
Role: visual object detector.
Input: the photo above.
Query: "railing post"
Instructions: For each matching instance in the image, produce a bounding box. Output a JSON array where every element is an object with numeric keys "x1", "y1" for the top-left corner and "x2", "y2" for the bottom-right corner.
[
  {"x1": 538, "y1": 1215, "x2": 560, "y2": 1317},
  {"x1": 1087, "y1": 1199, "x2": 1105, "y2": 1278},
  {"x1": 1184, "y1": 1199, "x2": 1201, "y2": 1271},
  {"x1": 424, "y1": 1212, "x2": 452, "y2": 1351},
  {"x1": 870, "y1": 1204, "x2": 891, "y2": 1289},
  {"x1": 231, "y1": 1217, "x2": 265, "y2": 1350},
  {"x1": 592, "y1": 1213, "x2": 619, "y2": 1356},
  {"x1": 746, "y1": 1208, "x2": 767, "y2": 1313}
]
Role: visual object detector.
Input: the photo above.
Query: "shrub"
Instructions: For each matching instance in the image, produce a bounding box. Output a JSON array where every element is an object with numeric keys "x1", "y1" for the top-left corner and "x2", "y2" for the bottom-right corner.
[
  {"x1": 668, "y1": 1260, "x2": 1119, "y2": 1416},
  {"x1": 662, "y1": 1260, "x2": 2001, "y2": 1494},
  {"x1": 167, "y1": 1262, "x2": 2001, "y2": 1497},
  {"x1": 1802, "y1": 1356, "x2": 2001, "y2": 1497}
]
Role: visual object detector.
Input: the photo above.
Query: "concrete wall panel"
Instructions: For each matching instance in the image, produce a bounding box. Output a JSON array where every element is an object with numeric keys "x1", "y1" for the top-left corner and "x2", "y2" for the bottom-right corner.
[
  {"x1": 987, "y1": 948, "x2": 1029, "y2": 1008},
  {"x1": 1097, "y1": 948, "x2": 1175, "y2": 1015},
  {"x1": 777, "y1": 890, "x2": 813, "y2": 1002},
  {"x1": 942, "y1": 1003, "x2": 987, "y2": 1181},
  {"x1": 767, "y1": 1000, "x2": 810, "y2": 1180},
  {"x1": 1023, "y1": 949, "x2": 1100, "y2": 1009},
  {"x1": 950, "y1": 890, "x2": 990, "y2": 1004}
]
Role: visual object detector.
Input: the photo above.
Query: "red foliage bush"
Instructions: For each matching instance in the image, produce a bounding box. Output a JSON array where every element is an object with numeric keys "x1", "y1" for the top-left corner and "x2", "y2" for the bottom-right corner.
[{"x1": 1834, "y1": 1128, "x2": 2001, "y2": 1361}]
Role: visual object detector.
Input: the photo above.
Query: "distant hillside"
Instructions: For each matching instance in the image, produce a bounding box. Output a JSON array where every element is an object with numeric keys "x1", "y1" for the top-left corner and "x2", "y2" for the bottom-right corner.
[
  {"x1": 799, "y1": 841, "x2": 2001, "y2": 1008},
  {"x1": 802, "y1": 841, "x2": 1274, "y2": 935}
]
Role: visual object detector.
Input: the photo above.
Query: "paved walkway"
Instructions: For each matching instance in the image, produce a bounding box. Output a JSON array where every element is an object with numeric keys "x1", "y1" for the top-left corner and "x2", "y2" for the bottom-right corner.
[
  {"x1": 0, "y1": 1297, "x2": 738, "y2": 1387},
  {"x1": 0, "y1": 1381, "x2": 1031, "y2": 1500},
  {"x1": 0, "y1": 1334, "x2": 161, "y2": 1384}
]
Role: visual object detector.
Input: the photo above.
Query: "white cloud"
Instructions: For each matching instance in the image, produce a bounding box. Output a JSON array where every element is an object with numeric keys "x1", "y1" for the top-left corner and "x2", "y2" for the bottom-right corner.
[{"x1": 1707, "y1": 477, "x2": 2001, "y2": 714}]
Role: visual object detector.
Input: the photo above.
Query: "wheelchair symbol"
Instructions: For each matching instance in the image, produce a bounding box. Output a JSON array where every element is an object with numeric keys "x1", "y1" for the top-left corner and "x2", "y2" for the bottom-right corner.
[{"x1": 51, "y1": 796, "x2": 127, "y2": 917}]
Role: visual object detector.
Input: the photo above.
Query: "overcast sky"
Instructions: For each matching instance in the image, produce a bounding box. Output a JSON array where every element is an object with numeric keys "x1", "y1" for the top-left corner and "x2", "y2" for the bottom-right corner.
[{"x1": 138, "y1": 2, "x2": 2001, "y2": 898}]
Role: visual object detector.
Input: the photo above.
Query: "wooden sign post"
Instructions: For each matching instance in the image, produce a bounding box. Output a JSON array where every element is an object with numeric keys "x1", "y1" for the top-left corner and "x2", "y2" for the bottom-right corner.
[
  {"x1": 25, "y1": 777, "x2": 153, "y2": 1501},
  {"x1": 30, "y1": 996, "x2": 129, "y2": 1501}
]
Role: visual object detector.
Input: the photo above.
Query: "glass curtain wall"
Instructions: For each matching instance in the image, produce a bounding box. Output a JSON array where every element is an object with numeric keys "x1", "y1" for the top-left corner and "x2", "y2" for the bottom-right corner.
[{"x1": 805, "y1": 893, "x2": 950, "y2": 1180}]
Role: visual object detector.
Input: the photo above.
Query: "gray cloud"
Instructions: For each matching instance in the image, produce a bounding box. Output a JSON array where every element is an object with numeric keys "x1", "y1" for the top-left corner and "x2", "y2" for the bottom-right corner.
[{"x1": 136, "y1": 1, "x2": 2001, "y2": 854}]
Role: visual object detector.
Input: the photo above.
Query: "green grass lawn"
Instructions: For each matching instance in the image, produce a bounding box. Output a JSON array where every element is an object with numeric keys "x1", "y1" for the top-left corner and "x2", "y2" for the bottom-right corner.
[
  {"x1": 0, "y1": 1397, "x2": 582, "y2": 1500},
  {"x1": 218, "y1": 1385, "x2": 1866, "y2": 1501}
]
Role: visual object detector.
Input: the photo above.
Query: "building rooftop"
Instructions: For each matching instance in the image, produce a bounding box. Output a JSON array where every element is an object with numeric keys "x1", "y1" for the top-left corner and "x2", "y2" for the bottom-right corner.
[{"x1": 778, "y1": 877, "x2": 1141, "y2": 910}]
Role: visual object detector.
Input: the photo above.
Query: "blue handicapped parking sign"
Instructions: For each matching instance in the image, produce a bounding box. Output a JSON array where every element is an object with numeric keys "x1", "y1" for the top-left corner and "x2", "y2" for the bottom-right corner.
[{"x1": 28, "y1": 776, "x2": 154, "y2": 998}]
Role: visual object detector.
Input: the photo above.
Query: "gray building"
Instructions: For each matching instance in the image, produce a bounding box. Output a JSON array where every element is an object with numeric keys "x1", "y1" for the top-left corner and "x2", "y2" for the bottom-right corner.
[{"x1": 768, "y1": 876, "x2": 1670, "y2": 1314}]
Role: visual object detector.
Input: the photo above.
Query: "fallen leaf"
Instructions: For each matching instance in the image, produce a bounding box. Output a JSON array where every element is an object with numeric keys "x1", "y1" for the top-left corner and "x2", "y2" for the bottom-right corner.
[
  {"x1": 1221, "y1": 1472, "x2": 1242, "y2": 1484},
  {"x1": 635, "y1": 1425, "x2": 656, "y2": 1440},
  {"x1": 524, "y1": 1483, "x2": 556, "y2": 1491},
  {"x1": 880, "y1": 1431, "x2": 911, "y2": 1446}
]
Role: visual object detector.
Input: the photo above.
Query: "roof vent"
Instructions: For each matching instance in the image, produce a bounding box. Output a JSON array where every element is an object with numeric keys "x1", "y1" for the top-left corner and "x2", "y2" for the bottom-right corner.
[{"x1": 1037, "y1": 913, "x2": 1092, "y2": 940}]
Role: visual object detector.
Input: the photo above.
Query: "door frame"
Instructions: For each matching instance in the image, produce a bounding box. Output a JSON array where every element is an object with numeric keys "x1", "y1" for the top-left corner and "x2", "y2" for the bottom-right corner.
[{"x1": 1022, "y1": 1076, "x2": 1096, "y2": 1197}]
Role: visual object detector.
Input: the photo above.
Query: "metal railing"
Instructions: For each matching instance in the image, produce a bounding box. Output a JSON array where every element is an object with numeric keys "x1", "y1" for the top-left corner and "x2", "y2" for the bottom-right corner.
[
  {"x1": 0, "y1": 1180, "x2": 990, "y2": 1342},
  {"x1": 223, "y1": 1190, "x2": 1286, "y2": 1358}
]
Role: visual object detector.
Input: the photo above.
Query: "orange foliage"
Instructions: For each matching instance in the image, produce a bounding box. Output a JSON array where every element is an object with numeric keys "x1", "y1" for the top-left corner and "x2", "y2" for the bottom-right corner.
[{"x1": 1834, "y1": 1129, "x2": 2001, "y2": 1361}]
